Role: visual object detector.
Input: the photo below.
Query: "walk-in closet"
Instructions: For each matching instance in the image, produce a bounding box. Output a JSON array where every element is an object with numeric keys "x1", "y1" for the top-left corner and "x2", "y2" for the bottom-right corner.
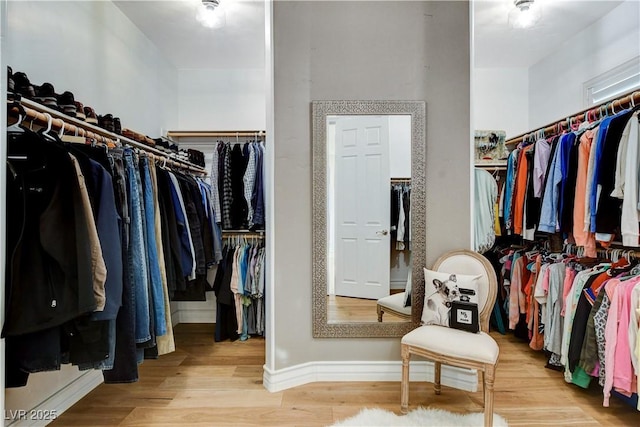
[
  {"x1": 473, "y1": 0, "x2": 640, "y2": 422},
  {"x1": 1, "y1": 1, "x2": 639, "y2": 426}
]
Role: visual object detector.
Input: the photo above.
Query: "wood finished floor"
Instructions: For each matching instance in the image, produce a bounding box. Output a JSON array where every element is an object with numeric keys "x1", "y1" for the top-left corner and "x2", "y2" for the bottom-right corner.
[
  {"x1": 328, "y1": 294, "x2": 407, "y2": 323},
  {"x1": 51, "y1": 324, "x2": 639, "y2": 426}
]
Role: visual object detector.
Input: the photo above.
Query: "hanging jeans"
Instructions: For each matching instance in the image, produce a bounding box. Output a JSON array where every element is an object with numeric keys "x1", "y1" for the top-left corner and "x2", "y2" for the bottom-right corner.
[
  {"x1": 140, "y1": 156, "x2": 167, "y2": 337},
  {"x1": 103, "y1": 148, "x2": 138, "y2": 383},
  {"x1": 123, "y1": 149, "x2": 151, "y2": 345}
]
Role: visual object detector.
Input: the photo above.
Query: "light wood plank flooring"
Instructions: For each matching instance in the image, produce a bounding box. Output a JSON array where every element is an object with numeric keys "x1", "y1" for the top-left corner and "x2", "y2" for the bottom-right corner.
[
  {"x1": 328, "y1": 293, "x2": 407, "y2": 323},
  {"x1": 51, "y1": 324, "x2": 639, "y2": 426}
]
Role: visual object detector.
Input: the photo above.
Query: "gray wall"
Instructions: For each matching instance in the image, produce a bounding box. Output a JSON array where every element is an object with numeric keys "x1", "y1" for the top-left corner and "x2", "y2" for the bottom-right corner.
[{"x1": 272, "y1": 1, "x2": 471, "y2": 370}]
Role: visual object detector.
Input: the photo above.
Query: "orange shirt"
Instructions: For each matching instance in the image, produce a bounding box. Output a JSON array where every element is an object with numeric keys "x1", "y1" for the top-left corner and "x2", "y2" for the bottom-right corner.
[
  {"x1": 572, "y1": 130, "x2": 597, "y2": 257},
  {"x1": 513, "y1": 145, "x2": 534, "y2": 235}
]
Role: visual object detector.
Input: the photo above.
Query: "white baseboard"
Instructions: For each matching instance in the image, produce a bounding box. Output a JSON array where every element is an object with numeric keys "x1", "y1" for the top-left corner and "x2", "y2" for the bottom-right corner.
[
  {"x1": 263, "y1": 360, "x2": 477, "y2": 393},
  {"x1": 9, "y1": 371, "x2": 103, "y2": 427},
  {"x1": 173, "y1": 309, "x2": 215, "y2": 324},
  {"x1": 171, "y1": 309, "x2": 181, "y2": 326},
  {"x1": 390, "y1": 280, "x2": 406, "y2": 290}
]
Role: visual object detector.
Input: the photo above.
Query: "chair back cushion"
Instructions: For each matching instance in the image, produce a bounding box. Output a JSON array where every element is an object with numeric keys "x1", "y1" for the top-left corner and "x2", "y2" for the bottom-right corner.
[{"x1": 431, "y1": 250, "x2": 497, "y2": 332}]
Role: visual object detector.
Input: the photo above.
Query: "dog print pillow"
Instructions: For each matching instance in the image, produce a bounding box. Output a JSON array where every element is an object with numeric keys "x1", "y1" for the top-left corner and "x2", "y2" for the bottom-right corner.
[{"x1": 421, "y1": 268, "x2": 481, "y2": 327}]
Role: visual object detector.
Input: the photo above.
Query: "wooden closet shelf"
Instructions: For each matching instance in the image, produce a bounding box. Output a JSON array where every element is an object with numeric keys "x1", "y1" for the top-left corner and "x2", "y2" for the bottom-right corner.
[
  {"x1": 8, "y1": 98, "x2": 207, "y2": 174},
  {"x1": 166, "y1": 130, "x2": 266, "y2": 138}
]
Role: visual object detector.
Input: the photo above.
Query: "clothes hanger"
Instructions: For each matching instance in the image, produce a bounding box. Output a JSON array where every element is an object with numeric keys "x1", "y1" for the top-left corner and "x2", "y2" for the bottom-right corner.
[
  {"x1": 7, "y1": 107, "x2": 25, "y2": 134},
  {"x1": 39, "y1": 113, "x2": 58, "y2": 142},
  {"x1": 58, "y1": 122, "x2": 67, "y2": 139}
]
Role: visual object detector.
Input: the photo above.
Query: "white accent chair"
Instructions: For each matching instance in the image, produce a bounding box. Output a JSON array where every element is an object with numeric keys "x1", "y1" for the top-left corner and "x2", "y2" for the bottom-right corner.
[
  {"x1": 377, "y1": 270, "x2": 412, "y2": 322},
  {"x1": 376, "y1": 292, "x2": 411, "y2": 322},
  {"x1": 400, "y1": 249, "x2": 499, "y2": 427}
]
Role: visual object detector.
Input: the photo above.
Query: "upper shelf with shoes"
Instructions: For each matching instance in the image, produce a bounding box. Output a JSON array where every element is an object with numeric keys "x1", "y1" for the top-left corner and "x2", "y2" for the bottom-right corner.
[
  {"x1": 8, "y1": 66, "x2": 151, "y2": 150},
  {"x1": 6, "y1": 66, "x2": 207, "y2": 173}
]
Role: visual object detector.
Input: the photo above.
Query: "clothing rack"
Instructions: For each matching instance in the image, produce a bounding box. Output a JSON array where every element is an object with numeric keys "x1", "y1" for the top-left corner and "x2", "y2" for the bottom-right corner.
[
  {"x1": 222, "y1": 232, "x2": 265, "y2": 239},
  {"x1": 222, "y1": 229, "x2": 265, "y2": 235},
  {"x1": 563, "y1": 243, "x2": 640, "y2": 261},
  {"x1": 475, "y1": 164, "x2": 507, "y2": 171},
  {"x1": 506, "y1": 89, "x2": 640, "y2": 147},
  {"x1": 165, "y1": 130, "x2": 265, "y2": 139},
  {"x1": 391, "y1": 177, "x2": 411, "y2": 183},
  {"x1": 8, "y1": 98, "x2": 207, "y2": 174}
]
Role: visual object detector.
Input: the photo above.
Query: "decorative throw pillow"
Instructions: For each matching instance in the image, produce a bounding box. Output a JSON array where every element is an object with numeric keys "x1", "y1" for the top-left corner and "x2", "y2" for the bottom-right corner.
[
  {"x1": 403, "y1": 270, "x2": 412, "y2": 307},
  {"x1": 421, "y1": 267, "x2": 481, "y2": 327}
]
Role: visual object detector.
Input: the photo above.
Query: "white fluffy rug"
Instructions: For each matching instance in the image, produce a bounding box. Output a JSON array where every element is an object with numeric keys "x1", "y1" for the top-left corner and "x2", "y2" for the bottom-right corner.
[{"x1": 331, "y1": 407, "x2": 509, "y2": 427}]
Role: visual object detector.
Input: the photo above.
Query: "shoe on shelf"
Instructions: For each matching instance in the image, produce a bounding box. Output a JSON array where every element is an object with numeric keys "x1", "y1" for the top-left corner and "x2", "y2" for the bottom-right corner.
[
  {"x1": 99, "y1": 114, "x2": 115, "y2": 133},
  {"x1": 7, "y1": 67, "x2": 15, "y2": 93},
  {"x1": 34, "y1": 82, "x2": 59, "y2": 110},
  {"x1": 84, "y1": 106, "x2": 99, "y2": 125},
  {"x1": 122, "y1": 128, "x2": 146, "y2": 143},
  {"x1": 74, "y1": 101, "x2": 86, "y2": 121},
  {"x1": 154, "y1": 138, "x2": 170, "y2": 152},
  {"x1": 57, "y1": 91, "x2": 77, "y2": 118},
  {"x1": 121, "y1": 128, "x2": 136, "y2": 140},
  {"x1": 13, "y1": 71, "x2": 37, "y2": 99},
  {"x1": 113, "y1": 117, "x2": 122, "y2": 135}
]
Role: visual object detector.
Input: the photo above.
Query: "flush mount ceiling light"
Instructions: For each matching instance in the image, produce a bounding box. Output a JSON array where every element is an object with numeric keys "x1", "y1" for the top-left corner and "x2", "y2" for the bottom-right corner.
[
  {"x1": 197, "y1": 0, "x2": 226, "y2": 29},
  {"x1": 508, "y1": 0, "x2": 541, "y2": 29}
]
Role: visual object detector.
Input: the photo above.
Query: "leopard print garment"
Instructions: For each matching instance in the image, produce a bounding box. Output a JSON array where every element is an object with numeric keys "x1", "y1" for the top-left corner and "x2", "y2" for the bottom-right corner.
[{"x1": 594, "y1": 293, "x2": 611, "y2": 387}]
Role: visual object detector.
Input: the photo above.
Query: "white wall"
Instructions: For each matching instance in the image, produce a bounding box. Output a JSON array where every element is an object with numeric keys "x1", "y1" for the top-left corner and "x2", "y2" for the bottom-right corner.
[
  {"x1": 177, "y1": 68, "x2": 266, "y2": 130},
  {"x1": 473, "y1": 67, "x2": 529, "y2": 139},
  {"x1": 529, "y1": 0, "x2": 640, "y2": 129},
  {"x1": 389, "y1": 115, "x2": 411, "y2": 178},
  {"x1": 3, "y1": 0, "x2": 179, "y2": 419},
  {"x1": 6, "y1": 2, "x2": 178, "y2": 136},
  {"x1": 272, "y1": 0, "x2": 470, "y2": 370}
]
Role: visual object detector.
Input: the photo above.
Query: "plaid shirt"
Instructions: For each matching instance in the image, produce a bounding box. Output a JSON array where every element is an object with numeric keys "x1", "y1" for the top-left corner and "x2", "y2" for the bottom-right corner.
[
  {"x1": 210, "y1": 142, "x2": 222, "y2": 223},
  {"x1": 243, "y1": 143, "x2": 257, "y2": 227},
  {"x1": 222, "y1": 143, "x2": 233, "y2": 230}
]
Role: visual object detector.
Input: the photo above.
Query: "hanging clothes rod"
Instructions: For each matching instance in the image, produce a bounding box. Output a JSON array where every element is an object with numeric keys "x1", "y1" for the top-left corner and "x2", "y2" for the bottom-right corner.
[
  {"x1": 505, "y1": 89, "x2": 640, "y2": 147},
  {"x1": 475, "y1": 164, "x2": 507, "y2": 171},
  {"x1": 166, "y1": 130, "x2": 266, "y2": 138},
  {"x1": 222, "y1": 229, "x2": 265, "y2": 234},
  {"x1": 563, "y1": 243, "x2": 640, "y2": 260},
  {"x1": 391, "y1": 177, "x2": 411, "y2": 183},
  {"x1": 9, "y1": 98, "x2": 207, "y2": 174}
]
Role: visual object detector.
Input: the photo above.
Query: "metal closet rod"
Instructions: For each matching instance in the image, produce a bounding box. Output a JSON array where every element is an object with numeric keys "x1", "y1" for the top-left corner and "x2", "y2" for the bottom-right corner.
[
  {"x1": 10, "y1": 98, "x2": 207, "y2": 174},
  {"x1": 166, "y1": 130, "x2": 266, "y2": 138},
  {"x1": 506, "y1": 89, "x2": 640, "y2": 147}
]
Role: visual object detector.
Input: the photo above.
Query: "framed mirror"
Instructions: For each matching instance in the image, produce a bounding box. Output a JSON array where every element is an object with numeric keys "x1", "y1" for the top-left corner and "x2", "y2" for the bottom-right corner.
[{"x1": 312, "y1": 100, "x2": 426, "y2": 337}]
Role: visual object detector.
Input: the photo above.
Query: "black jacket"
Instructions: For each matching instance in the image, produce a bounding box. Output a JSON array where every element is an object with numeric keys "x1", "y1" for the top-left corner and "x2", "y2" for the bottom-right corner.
[{"x1": 4, "y1": 130, "x2": 96, "y2": 337}]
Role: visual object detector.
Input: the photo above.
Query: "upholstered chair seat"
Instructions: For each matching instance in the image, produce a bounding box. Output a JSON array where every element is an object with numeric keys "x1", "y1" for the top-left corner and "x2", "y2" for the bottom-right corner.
[{"x1": 376, "y1": 292, "x2": 411, "y2": 322}]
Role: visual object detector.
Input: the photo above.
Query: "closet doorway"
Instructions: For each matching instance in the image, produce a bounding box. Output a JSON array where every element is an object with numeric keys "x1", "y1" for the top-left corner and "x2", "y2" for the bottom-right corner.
[{"x1": 1, "y1": 1, "x2": 270, "y2": 423}]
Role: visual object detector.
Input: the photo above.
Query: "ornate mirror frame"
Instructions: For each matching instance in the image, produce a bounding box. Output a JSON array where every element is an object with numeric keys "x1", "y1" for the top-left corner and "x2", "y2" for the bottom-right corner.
[{"x1": 312, "y1": 100, "x2": 426, "y2": 338}]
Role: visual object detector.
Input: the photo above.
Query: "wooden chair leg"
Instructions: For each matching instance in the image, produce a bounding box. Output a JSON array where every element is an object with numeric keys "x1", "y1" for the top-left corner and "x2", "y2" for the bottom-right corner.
[
  {"x1": 401, "y1": 345, "x2": 410, "y2": 413},
  {"x1": 480, "y1": 370, "x2": 485, "y2": 407},
  {"x1": 377, "y1": 305, "x2": 383, "y2": 322},
  {"x1": 434, "y1": 361, "x2": 441, "y2": 395},
  {"x1": 483, "y1": 364, "x2": 495, "y2": 427}
]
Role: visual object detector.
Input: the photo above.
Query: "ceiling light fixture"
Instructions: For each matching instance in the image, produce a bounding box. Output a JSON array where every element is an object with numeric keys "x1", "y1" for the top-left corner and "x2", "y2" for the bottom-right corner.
[
  {"x1": 508, "y1": 0, "x2": 541, "y2": 29},
  {"x1": 197, "y1": 0, "x2": 225, "y2": 29}
]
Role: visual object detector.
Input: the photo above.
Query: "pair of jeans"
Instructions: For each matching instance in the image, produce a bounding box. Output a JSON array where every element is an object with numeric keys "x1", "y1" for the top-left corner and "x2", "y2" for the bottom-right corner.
[
  {"x1": 139, "y1": 156, "x2": 167, "y2": 336},
  {"x1": 123, "y1": 149, "x2": 151, "y2": 344},
  {"x1": 103, "y1": 149, "x2": 138, "y2": 383}
]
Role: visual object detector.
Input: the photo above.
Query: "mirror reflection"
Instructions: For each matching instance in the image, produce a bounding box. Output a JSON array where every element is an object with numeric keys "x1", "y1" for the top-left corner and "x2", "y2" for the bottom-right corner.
[{"x1": 326, "y1": 115, "x2": 412, "y2": 324}]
